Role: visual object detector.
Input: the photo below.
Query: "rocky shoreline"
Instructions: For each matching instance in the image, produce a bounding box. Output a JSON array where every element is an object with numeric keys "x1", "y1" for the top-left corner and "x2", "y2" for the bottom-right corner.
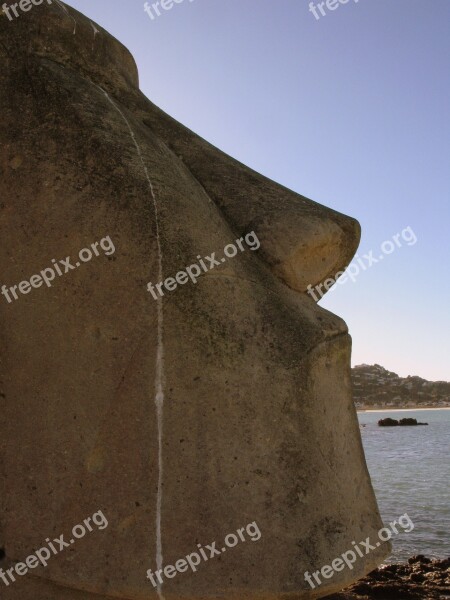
[{"x1": 321, "y1": 556, "x2": 450, "y2": 599}]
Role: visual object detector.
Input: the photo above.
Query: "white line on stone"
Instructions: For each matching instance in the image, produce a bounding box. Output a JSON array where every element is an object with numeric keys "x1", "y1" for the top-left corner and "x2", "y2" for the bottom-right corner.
[
  {"x1": 97, "y1": 86, "x2": 166, "y2": 600},
  {"x1": 53, "y1": 0, "x2": 77, "y2": 34},
  {"x1": 90, "y1": 20, "x2": 100, "y2": 38}
]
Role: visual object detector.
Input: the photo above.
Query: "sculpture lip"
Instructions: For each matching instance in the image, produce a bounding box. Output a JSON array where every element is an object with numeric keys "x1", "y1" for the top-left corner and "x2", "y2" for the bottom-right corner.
[{"x1": 202, "y1": 269, "x2": 350, "y2": 352}]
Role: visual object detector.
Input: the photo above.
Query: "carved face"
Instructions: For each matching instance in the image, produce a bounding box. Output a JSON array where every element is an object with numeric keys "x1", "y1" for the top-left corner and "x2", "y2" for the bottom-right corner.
[{"x1": 0, "y1": 3, "x2": 387, "y2": 599}]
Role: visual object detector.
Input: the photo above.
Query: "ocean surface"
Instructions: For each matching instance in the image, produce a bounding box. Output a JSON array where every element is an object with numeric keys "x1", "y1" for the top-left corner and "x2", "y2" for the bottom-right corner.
[{"x1": 357, "y1": 409, "x2": 450, "y2": 562}]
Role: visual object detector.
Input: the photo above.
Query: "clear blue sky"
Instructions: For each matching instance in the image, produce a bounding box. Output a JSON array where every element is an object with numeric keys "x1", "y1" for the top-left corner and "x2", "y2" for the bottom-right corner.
[{"x1": 65, "y1": 0, "x2": 450, "y2": 381}]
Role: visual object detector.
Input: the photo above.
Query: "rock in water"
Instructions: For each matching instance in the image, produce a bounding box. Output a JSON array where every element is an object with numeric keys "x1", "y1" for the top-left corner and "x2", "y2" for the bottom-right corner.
[
  {"x1": 378, "y1": 418, "x2": 400, "y2": 426},
  {"x1": 378, "y1": 418, "x2": 429, "y2": 426},
  {"x1": 0, "y1": 2, "x2": 388, "y2": 598},
  {"x1": 399, "y1": 418, "x2": 428, "y2": 426}
]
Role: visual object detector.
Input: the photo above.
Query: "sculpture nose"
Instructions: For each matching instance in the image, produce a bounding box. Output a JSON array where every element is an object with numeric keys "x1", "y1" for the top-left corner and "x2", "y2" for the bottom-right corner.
[
  {"x1": 139, "y1": 107, "x2": 360, "y2": 295},
  {"x1": 241, "y1": 206, "x2": 361, "y2": 294}
]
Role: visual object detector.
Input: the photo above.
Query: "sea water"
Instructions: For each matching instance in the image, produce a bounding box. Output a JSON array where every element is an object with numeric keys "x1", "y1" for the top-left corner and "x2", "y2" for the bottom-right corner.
[{"x1": 358, "y1": 409, "x2": 450, "y2": 561}]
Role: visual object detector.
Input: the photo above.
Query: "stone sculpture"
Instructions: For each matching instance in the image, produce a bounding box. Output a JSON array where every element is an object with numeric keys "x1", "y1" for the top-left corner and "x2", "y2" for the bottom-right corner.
[{"x1": 0, "y1": 2, "x2": 389, "y2": 598}]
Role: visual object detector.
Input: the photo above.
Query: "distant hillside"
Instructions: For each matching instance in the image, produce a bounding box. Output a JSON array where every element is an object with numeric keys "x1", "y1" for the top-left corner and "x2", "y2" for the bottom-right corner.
[{"x1": 351, "y1": 364, "x2": 450, "y2": 409}]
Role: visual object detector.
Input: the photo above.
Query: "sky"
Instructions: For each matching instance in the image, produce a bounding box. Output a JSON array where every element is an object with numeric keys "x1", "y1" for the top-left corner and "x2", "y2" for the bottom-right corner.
[{"x1": 65, "y1": 0, "x2": 449, "y2": 381}]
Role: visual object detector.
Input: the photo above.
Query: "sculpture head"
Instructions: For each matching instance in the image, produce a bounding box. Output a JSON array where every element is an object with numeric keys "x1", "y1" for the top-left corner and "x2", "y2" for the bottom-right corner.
[{"x1": 0, "y1": 2, "x2": 388, "y2": 599}]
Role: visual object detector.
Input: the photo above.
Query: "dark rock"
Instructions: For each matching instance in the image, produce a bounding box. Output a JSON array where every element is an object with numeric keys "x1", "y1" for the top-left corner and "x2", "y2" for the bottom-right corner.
[
  {"x1": 399, "y1": 418, "x2": 429, "y2": 426},
  {"x1": 409, "y1": 555, "x2": 432, "y2": 564},
  {"x1": 435, "y1": 558, "x2": 450, "y2": 570},
  {"x1": 378, "y1": 417, "x2": 400, "y2": 426},
  {"x1": 399, "y1": 418, "x2": 419, "y2": 425},
  {"x1": 369, "y1": 569, "x2": 390, "y2": 581},
  {"x1": 380, "y1": 564, "x2": 400, "y2": 574},
  {"x1": 378, "y1": 418, "x2": 429, "y2": 427},
  {"x1": 351, "y1": 582, "x2": 372, "y2": 594},
  {"x1": 320, "y1": 556, "x2": 450, "y2": 599},
  {"x1": 370, "y1": 583, "x2": 419, "y2": 598}
]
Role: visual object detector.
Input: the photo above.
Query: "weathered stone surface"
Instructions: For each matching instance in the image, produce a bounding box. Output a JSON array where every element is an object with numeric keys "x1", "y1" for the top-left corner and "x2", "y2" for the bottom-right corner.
[{"x1": 0, "y1": 2, "x2": 388, "y2": 599}]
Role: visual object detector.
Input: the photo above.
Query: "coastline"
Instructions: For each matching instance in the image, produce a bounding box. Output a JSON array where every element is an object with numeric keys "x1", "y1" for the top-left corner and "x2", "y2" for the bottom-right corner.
[{"x1": 321, "y1": 556, "x2": 449, "y2": 600}]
